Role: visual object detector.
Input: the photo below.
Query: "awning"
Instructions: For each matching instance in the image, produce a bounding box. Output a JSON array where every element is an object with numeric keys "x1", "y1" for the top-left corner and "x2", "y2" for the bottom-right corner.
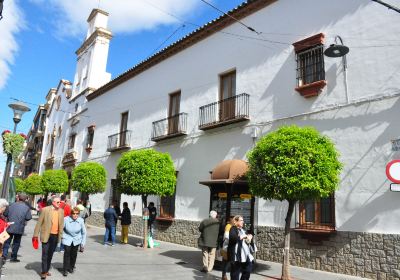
[{"x1": 199, "y1": 159, "x2": 248, "y2": 186}]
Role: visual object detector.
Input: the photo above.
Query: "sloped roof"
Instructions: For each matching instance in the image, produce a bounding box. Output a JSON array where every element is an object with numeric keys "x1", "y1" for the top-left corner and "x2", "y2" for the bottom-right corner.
[{"x1": 87, "y1": 0, "x2": 277, "y2": 101}]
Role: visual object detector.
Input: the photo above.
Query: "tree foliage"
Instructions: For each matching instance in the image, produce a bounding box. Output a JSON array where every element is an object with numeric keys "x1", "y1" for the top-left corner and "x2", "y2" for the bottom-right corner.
[
  {"x1": 247, "y1": 125, "x2": 342, "y2": 202},
  {"x1": 24, "y1": 173, "x2": 43, "y2": 195},
  {"x1": 247, "y1": 125, "x2": 342, "y2": 280},
  {"x1": 42, "y1": 169, "x2": 69, "y2": 194},
  {"x1": 117, "y1": 149, "x2": 176, "y2": 197},
  {"x1": 2, "y1": 133, "x2": 25, "y2": 161},
  {"x1": 72, "y1": 162, "x2": 107, "y2": 194},
  {"x1": 14, "y1": 178, "x2": 26, "y2": 193}
]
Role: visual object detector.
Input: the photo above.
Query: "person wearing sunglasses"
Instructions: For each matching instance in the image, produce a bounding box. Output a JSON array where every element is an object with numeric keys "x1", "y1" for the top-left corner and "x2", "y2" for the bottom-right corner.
[
  {"x1": 61, "y1": 207, "x2": 86, "y2": 277},
  {"x1": 33, "y1": 196, "x2": 64, "y2": 279}
]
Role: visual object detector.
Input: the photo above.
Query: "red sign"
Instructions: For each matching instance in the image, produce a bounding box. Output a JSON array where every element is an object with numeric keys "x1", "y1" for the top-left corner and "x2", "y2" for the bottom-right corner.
[{"x1": 386, "y1": 160, "x2": 400, "y2": 183}]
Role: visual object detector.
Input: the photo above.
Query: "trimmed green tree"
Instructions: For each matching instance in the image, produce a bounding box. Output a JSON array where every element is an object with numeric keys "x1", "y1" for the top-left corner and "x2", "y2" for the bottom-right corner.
[
  {"x1": 71, "y1": 162, "x2": 107, "y2": 196},
  {"x1": 247, "y1": 125, "x2": 342, "y2": 280},
  {"x1": 42, "y1": 169, "x2": 69, "y2": 194},
  {"x1": 117, "y1": 149, "x2": 176, "y2": 208},
  {"x1": 14, "y1": 178, "x2": 26, "y2": 193},
  {"x1": 24, "y1": 173, "x2": 44, "y2": 195}
]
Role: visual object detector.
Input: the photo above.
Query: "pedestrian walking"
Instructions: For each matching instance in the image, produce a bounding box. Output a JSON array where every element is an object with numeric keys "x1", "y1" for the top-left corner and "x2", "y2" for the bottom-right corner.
[
  {"x1": 33, "y1": 196, "x2": 64, "y2": 280},
  {"x1": 221, "y1": 215, "x2": 234, "y2": 280},
  {"x1": 76, "y1": 200, "x2": 89, "y2": 223},
  {"x1": 2, "y1": 193, "x2": 32, "y2": 263},
  {"x1": 198, "y1": 210, "x2": 220, "y2": 273},
  {"x1": 103, "y1": 204, "x2": 118, "y2": 246},
  {"x1": 58, "y1": 194, "x2": 71, "y2": 253},
  {"x1": 147, "y1": 202, "x2": 157, "y2": 237},
  {"x1": 61, "y1": 207, "x2": 86, "y2": 277},
  {"x1": 0, "y1": 199, "x2": 10, "y2": 277},
  {"x1": 37, "y1": 197, "x2": 47, "y2": 213},
  {"x1": 228, "y1": 215, "x2": 254, "y2": 280},
  {"x1": 120, "y1": 202, "x2": 131, "y2": 244}
]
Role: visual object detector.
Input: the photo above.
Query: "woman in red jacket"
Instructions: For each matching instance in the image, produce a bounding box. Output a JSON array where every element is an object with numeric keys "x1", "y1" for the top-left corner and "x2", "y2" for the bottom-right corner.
[{"x1": 0, "y1": 198, "x2": 10, "y2": 276}]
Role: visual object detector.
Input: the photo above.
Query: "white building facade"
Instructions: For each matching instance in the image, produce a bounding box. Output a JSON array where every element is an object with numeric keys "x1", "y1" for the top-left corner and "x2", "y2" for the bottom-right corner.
[{"x1": 36, "y1": 1, "x2": 400, "y2": 278}]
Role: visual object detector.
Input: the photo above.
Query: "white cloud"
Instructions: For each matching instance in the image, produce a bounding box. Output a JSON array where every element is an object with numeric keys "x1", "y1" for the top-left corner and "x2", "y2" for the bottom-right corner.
[
  {"x1": 0, "y1": 0, "x2": 25, "y2": 89},
  {"x1": 30, "y1": 0, "x2": 201, "y2": 37}
]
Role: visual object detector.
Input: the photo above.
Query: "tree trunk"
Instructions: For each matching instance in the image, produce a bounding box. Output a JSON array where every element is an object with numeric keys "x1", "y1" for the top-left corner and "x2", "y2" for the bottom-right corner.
[
  {"x1": 142, "y1": 194, "x2": 148, "y2": 249},
  {"x1": 281, "y1": 200, "x2": 295, "y2": 280},
  {"x1": 142, "y1": 194, "x2": 148, "y2": 209}
]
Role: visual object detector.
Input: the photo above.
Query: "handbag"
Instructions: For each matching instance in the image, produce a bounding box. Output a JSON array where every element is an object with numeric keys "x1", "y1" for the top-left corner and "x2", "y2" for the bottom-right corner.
[{"x1": 0, "y1": 230, "x2": 10, "y2": 244}]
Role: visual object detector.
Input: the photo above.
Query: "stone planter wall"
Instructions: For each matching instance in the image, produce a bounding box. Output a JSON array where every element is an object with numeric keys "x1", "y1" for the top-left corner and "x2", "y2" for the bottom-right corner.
[{"x1": 87, "y1": 211, "x2": 400, "y2": 280}]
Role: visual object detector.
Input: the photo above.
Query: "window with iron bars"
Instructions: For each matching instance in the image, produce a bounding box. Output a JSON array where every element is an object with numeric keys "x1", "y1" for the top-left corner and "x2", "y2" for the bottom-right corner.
[
  {"x1": 296, "y1": 45, "x2": 325, "y2": 87},
  {"x1": 298, "y1": 194, "x2": 335, "y2": 230}
]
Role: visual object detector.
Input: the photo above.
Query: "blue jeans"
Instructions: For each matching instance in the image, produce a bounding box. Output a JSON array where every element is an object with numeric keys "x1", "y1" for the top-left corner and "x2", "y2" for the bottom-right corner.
[
  {"x1": 104, "y1": 226, "x2": 116, "y2": 245},
  {"x1": 2, "y1": 233, "x2": 22, "y2": 260}
]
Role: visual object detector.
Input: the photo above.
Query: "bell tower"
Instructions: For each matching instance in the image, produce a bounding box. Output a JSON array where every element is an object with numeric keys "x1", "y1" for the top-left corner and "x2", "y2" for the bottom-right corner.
[{"x1": 72, "y1": 9, "x2": 112, "y2": 97}]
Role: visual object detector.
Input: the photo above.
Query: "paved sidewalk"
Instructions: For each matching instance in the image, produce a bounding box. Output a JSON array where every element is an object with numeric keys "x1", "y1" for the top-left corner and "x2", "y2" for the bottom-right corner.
[{"x1": 2, "y1": 216, "x2": 370, "y2": 280}]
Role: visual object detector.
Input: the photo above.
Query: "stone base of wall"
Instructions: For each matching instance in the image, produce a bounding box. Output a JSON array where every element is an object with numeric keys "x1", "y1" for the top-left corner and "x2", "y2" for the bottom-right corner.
[
  {"x1": 87, "y1": 212, "x2": 400, "y2": 280},
  {"x1": 86, "y1": 211, "x2": 200, "y2": 248}
]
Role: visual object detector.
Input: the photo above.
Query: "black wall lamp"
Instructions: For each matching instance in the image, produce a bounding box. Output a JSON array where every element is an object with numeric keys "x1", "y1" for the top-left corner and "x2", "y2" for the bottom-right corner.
[{"x1": 324, "y1": 35, "x2": 350, "y2": 102}]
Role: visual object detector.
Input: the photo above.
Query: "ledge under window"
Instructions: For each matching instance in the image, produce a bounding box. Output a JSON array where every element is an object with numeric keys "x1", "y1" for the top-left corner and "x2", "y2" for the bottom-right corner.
[
  {"x1": 294, "y1": 226, "x2": 336, "y2": 244},
  {"x1": 156, "y1": 216, "x2": 174, "y2": 222},
  {"x1": 295, "y1": 80, "x2": 327, "y2": 98}
]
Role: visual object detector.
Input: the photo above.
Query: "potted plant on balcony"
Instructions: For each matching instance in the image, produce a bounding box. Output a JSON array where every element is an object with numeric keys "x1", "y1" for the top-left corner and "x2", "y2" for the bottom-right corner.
[{"x1": 247, "y1": 125, "x2": 342, "y2": 280}]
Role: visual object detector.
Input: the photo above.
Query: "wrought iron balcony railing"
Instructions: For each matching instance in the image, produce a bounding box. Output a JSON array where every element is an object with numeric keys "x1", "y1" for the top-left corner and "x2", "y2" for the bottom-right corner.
[
  {"x1": 107, "y1": 130, "x2": 132, "y2": 152},
  {"x1": 199, "y1": 93, "x2": 250, "y2": 130},
  {"x1": 151, "y1": 113, "x2": 187, "y2": 142}
]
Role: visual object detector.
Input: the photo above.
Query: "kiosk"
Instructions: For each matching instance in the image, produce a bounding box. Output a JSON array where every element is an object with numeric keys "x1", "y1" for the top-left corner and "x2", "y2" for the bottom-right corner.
[{"x1": 200, "y1": 159, "x2": 255, "y2": 233}]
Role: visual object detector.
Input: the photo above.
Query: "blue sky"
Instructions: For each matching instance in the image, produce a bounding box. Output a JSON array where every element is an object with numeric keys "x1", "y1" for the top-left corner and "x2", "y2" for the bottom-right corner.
[{"x1": 0, "y1": 0, "x2": 244, "y2": 177}]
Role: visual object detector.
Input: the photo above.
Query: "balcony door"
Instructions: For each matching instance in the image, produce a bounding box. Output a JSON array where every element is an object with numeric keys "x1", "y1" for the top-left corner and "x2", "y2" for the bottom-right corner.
[
  {"x1": 168, "y1": 91, "x2": 181, "y2": 135},
  {"x1": 219, "y1": 70, "x2": 236, "y2": 121},
  {"x1": 120, "y1": 112, "x2": 128, "y2": 147}
]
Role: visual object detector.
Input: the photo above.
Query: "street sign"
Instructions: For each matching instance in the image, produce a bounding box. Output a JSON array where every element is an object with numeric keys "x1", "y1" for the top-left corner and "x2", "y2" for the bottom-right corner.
[
  {"x1": 386, "y1": 160, "x2": 400, "y2": 183},
  {"x1": 390, "y1": 184, "x2": 400, "y2": 192},
  {"x1": 392, "y1": 139, "x2": 400, "y2": 151}
]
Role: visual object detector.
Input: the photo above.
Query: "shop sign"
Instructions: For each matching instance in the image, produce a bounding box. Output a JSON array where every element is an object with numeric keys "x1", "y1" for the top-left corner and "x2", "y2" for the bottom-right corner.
[
  {"x1": 240, "y1": 194, "x2": 252, "y2": 199},
  {"x1": 218, "y1": 192, "x2": 227, "y2": 198}
]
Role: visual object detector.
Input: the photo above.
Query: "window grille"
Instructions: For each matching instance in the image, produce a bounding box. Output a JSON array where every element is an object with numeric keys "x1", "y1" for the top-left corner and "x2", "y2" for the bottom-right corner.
[{"x1": 296, "y1": 45, "x2": 325, "y2": 86}]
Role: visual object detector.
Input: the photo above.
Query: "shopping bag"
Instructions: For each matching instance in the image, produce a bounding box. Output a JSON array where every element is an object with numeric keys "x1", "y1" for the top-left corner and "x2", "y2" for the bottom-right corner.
[
  {"x1": 32, "y1": 237, "x2": 39, "y2": 250},
  {"x1": 0, "y1": 230, "x2": 9, "y2": 244},
  {"x1": 148, "y1": 235, "x2": 154, "y2": 248}
]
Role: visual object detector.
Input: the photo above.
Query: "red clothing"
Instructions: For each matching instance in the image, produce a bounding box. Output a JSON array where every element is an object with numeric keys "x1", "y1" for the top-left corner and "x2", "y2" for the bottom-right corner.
[
  {"x1": 60, "y1": 201, "x2": 71, "y2": 217},
  {"x1": 0, "y1": 216, "x2": 7, "y2": 232},
  {"x1": 38, "y1": 201, "x2": 46, "y2": 211}
]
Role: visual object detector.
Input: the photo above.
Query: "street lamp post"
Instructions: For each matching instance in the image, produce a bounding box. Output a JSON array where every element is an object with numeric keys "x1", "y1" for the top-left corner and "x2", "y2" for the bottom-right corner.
[{"x1": 1, "y1": 101, "x2": 30, "y2": 200}]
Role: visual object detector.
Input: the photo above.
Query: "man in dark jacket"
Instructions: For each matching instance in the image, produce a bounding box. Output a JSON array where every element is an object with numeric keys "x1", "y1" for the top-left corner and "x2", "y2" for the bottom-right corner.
[
  {"x1": 198, "y1": 210, "x2": 220, "y2": 273},
  {"x1": 103, "y1": 204, "x2": 118, "y2": 246},
  {"x1": 120, "y1": 202, "x2": 131, "y2": 244},
  {"x1": 147, "y1": 202, "x2": 157, "y2": 237},
  {"x1": 2, "y1": 193, "x2": 32, "y2": 262}
]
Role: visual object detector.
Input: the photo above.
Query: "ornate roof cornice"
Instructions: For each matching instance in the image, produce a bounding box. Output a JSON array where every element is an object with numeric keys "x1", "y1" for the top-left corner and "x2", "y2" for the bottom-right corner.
[{"x1": 76, "y1": 27, "x2": 112, "y2": 56}]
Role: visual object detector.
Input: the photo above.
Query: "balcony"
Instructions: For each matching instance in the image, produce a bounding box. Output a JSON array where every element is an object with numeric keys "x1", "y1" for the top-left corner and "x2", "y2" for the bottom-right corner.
[
  {"x1": 107, "y1": 130, "x2": 132, "y2": 152},
  {"x1": 199, "y1": 93, "x2": 250, "y2": 130},
  {"x1": 151, "y1": 113, "x2": 188, "y2": 142},
  {"x1": 44, "y1": 156, "x2": 55, "y2": 169},
  {"x1": 62, "y1": 150, "x2": 77, "y2": 166}
]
